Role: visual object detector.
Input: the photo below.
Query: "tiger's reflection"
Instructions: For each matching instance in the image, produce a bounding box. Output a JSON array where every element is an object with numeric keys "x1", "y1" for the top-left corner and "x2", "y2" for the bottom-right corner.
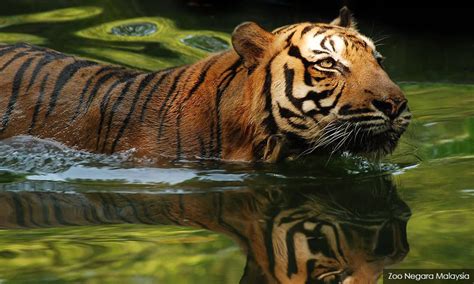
[{"x1": 0, "y1": 176, "x2": 410, "y2": 283}]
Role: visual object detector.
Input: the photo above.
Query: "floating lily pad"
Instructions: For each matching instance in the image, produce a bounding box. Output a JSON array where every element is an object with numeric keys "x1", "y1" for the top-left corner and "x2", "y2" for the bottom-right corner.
[
  {"x1": 181, "y1": 35, "x2": 229, "y2": 52},
  {"x1": 110, "y1": 22, "x2": 158, "y2": 37}
]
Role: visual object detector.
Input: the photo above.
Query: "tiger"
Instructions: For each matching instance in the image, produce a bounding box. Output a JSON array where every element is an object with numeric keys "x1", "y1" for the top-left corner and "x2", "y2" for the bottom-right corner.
[
  {"x1": 0, "y1": 7, "x2": 411, "y2": 162},
  {"x1": 0, "y1": 176, "x2": 411, "y2": 283}
]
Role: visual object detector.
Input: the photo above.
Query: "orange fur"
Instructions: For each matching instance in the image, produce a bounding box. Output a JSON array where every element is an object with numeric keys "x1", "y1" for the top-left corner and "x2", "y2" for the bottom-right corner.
[{"x1": 0, "y1": 10, "x2": 410, "y2": 162}]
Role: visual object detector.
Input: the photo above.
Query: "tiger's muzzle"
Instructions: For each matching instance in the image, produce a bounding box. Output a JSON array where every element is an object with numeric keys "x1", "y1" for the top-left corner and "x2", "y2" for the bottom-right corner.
[{"x1": 327, "y1": 72, "x2": 412, "y2": 155}]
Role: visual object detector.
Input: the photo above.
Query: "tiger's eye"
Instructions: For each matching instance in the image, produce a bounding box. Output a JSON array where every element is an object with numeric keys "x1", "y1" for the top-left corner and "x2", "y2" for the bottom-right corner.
[{"x1": 317, "y1": 58, "x2": 335, "y2": 69}]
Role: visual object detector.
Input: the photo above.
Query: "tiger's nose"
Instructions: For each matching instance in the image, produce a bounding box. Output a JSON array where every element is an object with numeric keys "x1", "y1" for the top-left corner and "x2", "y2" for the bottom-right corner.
[{"x1": 372, "y1": 98, "x2": 408, "y2": 120}]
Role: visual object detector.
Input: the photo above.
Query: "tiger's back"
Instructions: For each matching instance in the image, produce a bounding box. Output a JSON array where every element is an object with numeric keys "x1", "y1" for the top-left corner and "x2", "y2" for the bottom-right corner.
[{"x1": 0, "y1": 43, "x2": 250, "y2": 159}]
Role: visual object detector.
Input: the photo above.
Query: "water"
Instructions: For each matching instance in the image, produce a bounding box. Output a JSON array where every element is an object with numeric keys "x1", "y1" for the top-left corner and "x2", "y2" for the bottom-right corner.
[{"x1": 0, "y1": 1, "x2": 473, "y2": 283}]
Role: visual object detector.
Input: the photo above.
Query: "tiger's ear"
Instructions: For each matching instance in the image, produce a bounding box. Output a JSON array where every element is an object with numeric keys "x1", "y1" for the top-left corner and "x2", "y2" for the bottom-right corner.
[
  {"x1": 232, "y1": 22, "x2": 274, "y2": 67},
  {"x1": 330, "y1": 6, "x2": 357, "y2": 30}
]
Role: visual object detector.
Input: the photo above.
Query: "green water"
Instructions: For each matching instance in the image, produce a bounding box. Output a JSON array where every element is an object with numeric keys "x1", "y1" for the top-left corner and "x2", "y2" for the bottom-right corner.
[{"x1": 0, "y1": 1, "x2": 473, "y2": 283}]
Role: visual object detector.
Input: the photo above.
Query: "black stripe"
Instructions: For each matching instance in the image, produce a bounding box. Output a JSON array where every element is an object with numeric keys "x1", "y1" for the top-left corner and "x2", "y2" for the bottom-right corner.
[
  {"x1": 33, "y1": 193, "x2": 51, "y2": 226},
  {"x1": 175, "y1": 57, "x2": 220, "y2": 160},
  {"x1": 264, "y1": 210, "x2": 278, "y2": 276},
  {"x1": 300, "y1": 25, "x2": 315, "y2": 37},
  {"x1": 215, "y1": 193, "x2": 251, "y2": 248},
  {"x1": 320, "y1": 37, "x2": 330, "y2": 52},
  {"x1": 25, "y1": 195, "x2": 41, "y2": 228},
  {"x1": 112, "y1": 198, "x2": 136, "y2": 224},
  {"x1": 261, "y1": 56, "x2": 278, "y2": 135},
  {"x1": 0, "y1": 44, "x2": 28, "y2": 58},
  {"x1": 101, "y1": 79, "x2": 136, "y2": 152},
  {"x1": 208, "y1": 116, "x2": 215, "y2": 158},
  {"x1": 214, "y1": 60, "x2": 242, "y2": 158},
  {"x1": 288, "y1": 45, "x2": 310, "y2": 66},
  {"x1": 0, "y1": 51, "x2": 30, "y2": 72},
  {"x1": 71, "y1": 66, "x2": 119, "y2": 121},
  {"x1": 312, "y1": 27, "x2": 328, "y2": 37},
  {"x1": 273, "y1": 24, "x2": 297, "y2": 34},
  {"x1": 307, "y1": 223, "x2": 336, "y2": 257},
  {"x1": 294, "y1": 84, "x2": 341, "y2": 116},
  {"x1": 76, "y1": 195, "x2": 99, "y2": 225},
  {"x1": 140, "y1": 71, "x2": 172, "y2": 122},
  {"x1": 136, "y1": 197, "x2": 157, "y2": 224},
  {"x1": 84, "y1": 68, "x2": 127, "y2": 111},
  {"x1": 198, "y1": 136, "x2": 206, "y2": 158},
  {"x1": 281, "y1": 64, "x2": 315, "y2": 129},
  {"x1": 305, "y1": 259, "x2": 317, "y2": 284},
  {"x1": 45, "y1": 60, "x2": 97, "y2": 118},
  {"x1": 158, "y1": 201, "x2": 182, "y2": 225},
  {"x1": 283, "y1": 64, "x2": 303, "y2": 111},
  {"x1": 285, "y1": 222, "x2": 301, "y2": 277},
  {"x1": 336, "y1": 62, "x2": 351, "y2": 74},
  {"x1": 303, "y1": 72, "x2": 314, "y2": 87},
  {"x1": 247, "y1": 64, "x2": 256, "y2": 75},
  {"x1": 25, "y1": 55, "x2": 54, "y2": 93},
  {"x1": 284, "y1": 220, "x2": 337, "y2": 278},
  {"x1": 50, "y1": 195, "x2": 76, "y2": 226},
  {"x1": 317, "y1": 84, "x2": 344, "y2": 115},
  {"x1": 111, "y1": 73, "x2": 155, "y2": 153},
  {"x1": 70, "y1": 193, "x2": 106, "y2": 225},
  {"x1": 156, "y1": 68, "x2": 187, "y2": 140},
  {"x1": 85, "y1": 194, "x2": 112, "y2": 224},
  {"x1": 329, "y1": 39, "x2": 336, "y2": 52},
  {"x1": 306, "y1": 87, "x2": 335, "y2": 101},
  {"x1": 11, "y1": 193, "x2": 26, "y2": 227},
  {"x1": 285, "y1": 30, "x2": 296, "y2": 46},
  {"x1": 71, "y1": 76, "x2": 95, "y2": 121},
  {"x1": 0, "y1": 57, "x2": 35, "y2": 132},
  {"x1": 324, "y1": 222, "x2": 348, "y2": 265},
  {"x1": 277, "y1": 103, "x2": 308, "y2": 130},
  {"x1": 277, "y1": 103, "x2": 306, "y2": 120},
  {"x1": 96, "y1": 80, "x2": 123, "y2": 150},
  {"x1": 288, "y1": 45, "x2": 316, "y2": 88},
  {"x1": 28, "y1": 73, "x2": 49, "y2": 134},
  {"x1": 38, "y1": 193, "x2": 52, "y2": 226},
  {"x1": 278, "y1": 209, "x2": 311, "y2": 225},
  {"x1": 95, "y1": 193, "x2": 115, "y2": 222},
  {"x1": 99, "y1": 193, "x2": 133, "y2": 223},
  {"x1": 178, "y1": 195, "x2": 185, "y2": 221},
  {"x1": 312, "y1": 50, "x2": 330, "y2": 55},
  {"x1": 119, "y1": 194, "x2": 155, "y2": 225},
  {"x1": 310, "y1": 221, "x2": 348, "y2": 263},
  {"x1": 342, "y1": 37, "x2": 349, "y2": 50}
]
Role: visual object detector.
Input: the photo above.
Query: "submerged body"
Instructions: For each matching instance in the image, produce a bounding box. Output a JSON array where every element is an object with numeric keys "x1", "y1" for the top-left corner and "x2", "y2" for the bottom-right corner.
[
  {"x1": 0, "y1": 43, "x2": 249, "y2": 160},
  {"x1": 0, "y1": 8, "x2": 411, "y2": 162}
]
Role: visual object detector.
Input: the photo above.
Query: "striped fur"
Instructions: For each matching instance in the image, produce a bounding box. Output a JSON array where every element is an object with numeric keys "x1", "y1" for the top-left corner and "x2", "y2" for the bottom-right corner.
[
  {"x1": 0, "y1": 178, "x2": 410, "y2": 283},
  {"x1": 0, "y1": 9, "x2": 410, "y2": 162}
]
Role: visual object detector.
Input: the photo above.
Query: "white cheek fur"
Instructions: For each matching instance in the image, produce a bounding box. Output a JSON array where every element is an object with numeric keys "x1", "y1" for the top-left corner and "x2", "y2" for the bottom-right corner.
[{"x1": 302, "y1": 100, "x2": 317, "y2": 113}]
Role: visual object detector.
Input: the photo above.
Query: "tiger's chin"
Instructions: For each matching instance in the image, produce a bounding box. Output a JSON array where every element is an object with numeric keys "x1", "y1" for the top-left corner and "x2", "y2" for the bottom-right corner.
[
  {"x1": 298, "y1": 121, "x2": 409, "y2": 159},
  {"x1": 345, "y1": 130, "x2": 403, "y2": 157}
]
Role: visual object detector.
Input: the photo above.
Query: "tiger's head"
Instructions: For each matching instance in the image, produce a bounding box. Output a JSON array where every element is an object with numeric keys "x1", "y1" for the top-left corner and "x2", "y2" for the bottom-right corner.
[{"x1": 232, "y1": 7, "x2": 411, "y2": 159}]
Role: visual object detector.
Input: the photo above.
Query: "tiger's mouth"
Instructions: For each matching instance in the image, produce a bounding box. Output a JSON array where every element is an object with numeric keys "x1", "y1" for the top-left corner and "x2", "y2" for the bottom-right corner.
[
  {"x1": 300, "y1": 115, "x2": 411, "y2": 157},
  {"x1": 345, "y1": 126, "x2": 405, "y2": 155}
]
